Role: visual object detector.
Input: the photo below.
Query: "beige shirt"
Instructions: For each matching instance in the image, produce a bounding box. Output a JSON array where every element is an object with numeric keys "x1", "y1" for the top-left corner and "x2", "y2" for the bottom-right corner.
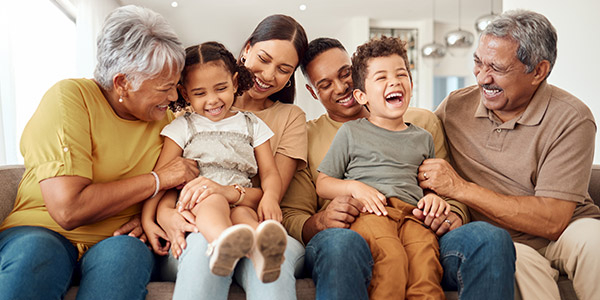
[
  {"x1": 236, "y1": 101, "x2": 307, "y2": 169},
  {"x1": 281, "y1": 107, "x2": 467, "y2": 245},
  {"x1": 436, "y1": 82, "x2": 600, "y2": 249}
]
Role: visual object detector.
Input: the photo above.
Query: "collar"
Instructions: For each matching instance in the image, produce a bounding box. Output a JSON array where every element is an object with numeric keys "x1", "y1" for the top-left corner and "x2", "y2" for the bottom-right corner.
[{"x1": 474, "y1": 81, "x2": 551, "y2": 126}]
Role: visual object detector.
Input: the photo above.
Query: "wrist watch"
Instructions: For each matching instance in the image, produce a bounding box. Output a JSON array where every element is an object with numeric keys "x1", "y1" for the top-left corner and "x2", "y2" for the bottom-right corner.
[{"x1": 231, "y1": 184, "x2": 246, "y2": 207}]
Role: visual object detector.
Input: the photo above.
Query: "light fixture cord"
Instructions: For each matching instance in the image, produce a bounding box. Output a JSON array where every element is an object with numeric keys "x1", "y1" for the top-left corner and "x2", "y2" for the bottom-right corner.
[{"x1": 458, "y1": 0, "x2": 462, "y2": 30}]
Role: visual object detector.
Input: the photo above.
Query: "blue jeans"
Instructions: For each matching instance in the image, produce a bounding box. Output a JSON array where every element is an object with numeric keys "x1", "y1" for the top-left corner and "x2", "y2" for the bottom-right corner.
[
  {"x1": 171, "y1": 232, "x2": 304, "y2": 300},
  {"x1": 440, "y1": 221, "x2": 516, "y2": 300},
  {"x1": 0, "y1": 226, "x2": 154, "y2": 300},
  {"x1": 304, "y1": 228, "x2": 373, "y2": 300}
]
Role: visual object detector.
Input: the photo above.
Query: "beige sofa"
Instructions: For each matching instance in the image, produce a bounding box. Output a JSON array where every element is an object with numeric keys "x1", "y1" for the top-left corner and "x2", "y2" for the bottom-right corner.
[{"x1": 2, "y1": 164, "x2": 595, "y2": 300}]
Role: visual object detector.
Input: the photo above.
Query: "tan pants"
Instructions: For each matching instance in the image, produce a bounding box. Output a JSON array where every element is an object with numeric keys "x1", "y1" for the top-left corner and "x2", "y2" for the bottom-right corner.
[
  {"x1": 350, "y1": 197, "x2": 445, "y2": 300},
  {"x1": 515, "y1": 218, "x2": 600, "y2": 300}
]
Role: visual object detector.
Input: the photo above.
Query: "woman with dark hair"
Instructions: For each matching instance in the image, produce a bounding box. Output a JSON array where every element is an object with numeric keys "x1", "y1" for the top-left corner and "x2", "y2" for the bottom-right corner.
[
  {"x1": 157, "y1": 14, "x2": 309, "y2": 300},
  {"x1": 235, "y1": 13, "x2": 308, "y2": 207}
]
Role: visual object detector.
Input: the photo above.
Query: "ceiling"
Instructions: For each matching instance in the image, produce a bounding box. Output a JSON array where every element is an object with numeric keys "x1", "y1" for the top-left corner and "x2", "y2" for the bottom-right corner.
[{"x1": 119, "y1": 0, "x2": 502, "y2": 47}]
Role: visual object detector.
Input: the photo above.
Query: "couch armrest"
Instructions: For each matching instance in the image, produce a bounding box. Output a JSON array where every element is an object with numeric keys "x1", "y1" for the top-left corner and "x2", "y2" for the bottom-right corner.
[{"x1": 0, "y1": 164, "x2": 25, "y2": 222}]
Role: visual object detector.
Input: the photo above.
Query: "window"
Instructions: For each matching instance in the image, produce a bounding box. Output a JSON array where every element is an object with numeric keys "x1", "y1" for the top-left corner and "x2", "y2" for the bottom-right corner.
[
  {"x1": 433, "y1": 76, "x2": 466, "y2": 109},
  {"x1": 0, "y1": 0, "x2": 76, "y2": 164}
]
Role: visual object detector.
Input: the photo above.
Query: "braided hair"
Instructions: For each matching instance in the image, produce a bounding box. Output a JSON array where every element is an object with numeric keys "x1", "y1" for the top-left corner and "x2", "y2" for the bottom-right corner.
[{"x1": 170, "y1": 41, "x2": 254, "y2": 112}]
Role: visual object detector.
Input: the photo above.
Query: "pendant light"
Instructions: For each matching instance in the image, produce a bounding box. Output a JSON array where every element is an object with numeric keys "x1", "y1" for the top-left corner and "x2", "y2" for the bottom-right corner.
[
  {"x1": 444, "y1": 0, "x2": 474, "y2": 53},
  {"x1": 421, "y1": 0, "x2": 446, "y2": 59},
  {"x1": 475, "y1": 0, "x2": 497, "y2": 33}
]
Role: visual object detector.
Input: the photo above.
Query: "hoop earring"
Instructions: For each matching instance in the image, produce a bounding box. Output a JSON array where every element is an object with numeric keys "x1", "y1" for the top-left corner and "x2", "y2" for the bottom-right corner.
[
  {"x1": 118, "y1": 98, "x2": 124, "y2": 103},
  {"x1": 241, "y1": 57, "x2": 246, "y2": 63},
  {"x1": 285, "y1": 80, "x2": 292, "y2": 88}
]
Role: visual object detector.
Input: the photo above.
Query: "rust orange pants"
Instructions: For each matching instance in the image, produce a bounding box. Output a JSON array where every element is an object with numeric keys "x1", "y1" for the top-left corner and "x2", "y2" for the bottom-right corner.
[{"x1": 349, "y1": 197, "x2": 445, "y2": 300}]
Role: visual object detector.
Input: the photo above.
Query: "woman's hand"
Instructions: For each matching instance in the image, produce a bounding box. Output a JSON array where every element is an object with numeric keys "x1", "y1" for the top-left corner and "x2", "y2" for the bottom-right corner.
[
  {"x1": 156, "y1": 190, "x2": 198, "y2": 259},
  {"x1": 112, "y1": 214, "x2": 146, "y2": 243},
  {"x1": 154, "y1": 156, "x2": 199, "y2": 191},
  {"x1": 178, "y1": 177, "x2": 238, "y2": 211},
  {"x1": 142, "y1": 219, "x2": 171, "y2": 256}
]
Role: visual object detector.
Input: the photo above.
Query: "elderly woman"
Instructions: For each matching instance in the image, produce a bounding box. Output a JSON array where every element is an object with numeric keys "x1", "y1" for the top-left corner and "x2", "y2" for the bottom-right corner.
[{"x1": 0, "y1": 5, "x2": 198, "y2": 300}]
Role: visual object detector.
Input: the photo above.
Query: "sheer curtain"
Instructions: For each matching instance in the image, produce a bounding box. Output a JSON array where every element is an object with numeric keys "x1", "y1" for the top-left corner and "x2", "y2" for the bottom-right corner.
[
  {"x1": 76, "y1": 0, "x2": 120, "y2": 77},
  {"x1": 0, "y1": 0, "x2": 118, "y2": 165}
]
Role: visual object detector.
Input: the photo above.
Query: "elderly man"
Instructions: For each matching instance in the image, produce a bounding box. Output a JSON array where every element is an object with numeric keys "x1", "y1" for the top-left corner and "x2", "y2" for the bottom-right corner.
[
  {"x1": 281, "y1": 37, "x2": 515, "y2": 300},
  {"x1": 420, "y1": 10, "x2": 600, "y2": 300}
]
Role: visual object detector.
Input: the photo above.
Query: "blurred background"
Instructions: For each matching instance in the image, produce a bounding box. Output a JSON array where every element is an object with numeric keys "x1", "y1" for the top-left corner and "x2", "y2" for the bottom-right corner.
[{"x1": 1, "y1": 0, "x2": 599, "y2": 164}]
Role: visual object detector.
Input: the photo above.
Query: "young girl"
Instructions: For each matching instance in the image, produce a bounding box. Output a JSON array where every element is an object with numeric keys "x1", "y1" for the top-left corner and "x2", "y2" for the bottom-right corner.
[
  {"x1": 161, "y1": 15, "x2": 308, "y2": 300},
  {"x1": 142, "y1": 41, "x2": 288, "y2": 284}
]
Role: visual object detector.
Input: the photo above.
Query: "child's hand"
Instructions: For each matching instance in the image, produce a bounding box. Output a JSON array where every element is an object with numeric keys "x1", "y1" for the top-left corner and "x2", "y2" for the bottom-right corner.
[
  {"x1": 350, "y1": 181, "x2": 388, "y2": 216},
  {"x1": 257, "y1": 199, "x2": 283, "y2": 222},
  {"x1": 179, "y1": 205, "x2": 198, "y2": 225},
  {"x1": 142, "y1": 219, "x2": 171, "y2": 256},
  {"x1": 417, "y1": 193, "x2": 451, "y2": 219}
]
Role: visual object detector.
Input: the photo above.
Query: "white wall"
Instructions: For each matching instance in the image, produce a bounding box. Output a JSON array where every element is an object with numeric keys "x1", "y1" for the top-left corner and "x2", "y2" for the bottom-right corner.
[
  {"x1": 502, "y1": 0, "x2": 600, "y2": 163},
  {"x1": 160, "y1": 11, "x2": 442, "y2": 121}
]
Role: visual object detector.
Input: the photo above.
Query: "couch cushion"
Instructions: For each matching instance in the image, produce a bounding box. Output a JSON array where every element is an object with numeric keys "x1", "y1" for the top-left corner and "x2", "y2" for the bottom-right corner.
[{"x1": 0, "y1": 165, "x2": 24, "y2": 221}]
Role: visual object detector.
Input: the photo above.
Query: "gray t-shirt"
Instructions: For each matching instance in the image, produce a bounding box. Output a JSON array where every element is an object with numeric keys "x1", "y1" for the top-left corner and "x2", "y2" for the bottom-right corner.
[{"x1": 318, "y1": 118, "x2": 434, "y2": 206}]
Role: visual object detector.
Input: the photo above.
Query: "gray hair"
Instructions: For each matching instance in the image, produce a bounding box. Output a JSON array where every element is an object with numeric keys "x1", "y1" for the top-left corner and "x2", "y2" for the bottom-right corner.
[
  {"x1": 94, "y1": 5, "x2": 185, "y2": 91},
  {"x1": 483, "y1": 9, "x2": 557, "y2": 78}
]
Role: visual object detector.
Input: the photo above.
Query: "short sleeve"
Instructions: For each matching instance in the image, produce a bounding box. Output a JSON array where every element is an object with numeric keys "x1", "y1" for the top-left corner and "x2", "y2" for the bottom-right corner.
[
  {"x1": 277, "y1": 106, "x2": 308, "y2": 169},
  {"x1": 160, "y1": 116, "x2": 188, "y2": 150},
  {"x1": 317, "y1": 124, "x2": 350, "y2": 179},
  {"x1": 428, "y1": 133, "x2": 435, "y2": 159},
  {"x1": 281, "y1": 167, "x2": 317, "y2": 245},
  {"x1": 535, "y1": 118, "x2": 596, "y2": 202},
  {"x1": 252, "y1": 115, "x2": 274, "y2": 148},
  {"x1": 20, "y1": 80, "x2": 93, "y2": 182}
]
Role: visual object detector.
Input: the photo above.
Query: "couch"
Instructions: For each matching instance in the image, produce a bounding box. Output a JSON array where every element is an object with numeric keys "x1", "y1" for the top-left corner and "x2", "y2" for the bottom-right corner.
[{"x1": 2, "y1": 164, "x2": 596, "y2": 299}]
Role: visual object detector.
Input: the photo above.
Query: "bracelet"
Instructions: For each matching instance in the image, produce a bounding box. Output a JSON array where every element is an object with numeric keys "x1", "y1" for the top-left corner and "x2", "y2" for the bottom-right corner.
[
  {"x1": 150, "y1": 171, "x2": 160, "y2": 198},
  {"x1": 230, "y1": 184, "x2": 246, "y2": 208}
]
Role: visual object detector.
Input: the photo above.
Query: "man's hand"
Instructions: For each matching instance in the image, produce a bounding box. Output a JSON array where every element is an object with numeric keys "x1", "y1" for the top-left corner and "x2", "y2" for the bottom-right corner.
[
  {"x1": 413, "y1": 209, "x2": 463, "y2": 237},
  {"x1": 317, "y1": 195, "x2": 364, "y2": 230},
  {"x1": 302, "y1": 195, "x2": 365, "y2": 244},
  {"x1": 113, "y1": 214, "x2": 146, "y2": 243},
  {"x1": 419, "y1": 158, "x2": 469, "y2": 199}
]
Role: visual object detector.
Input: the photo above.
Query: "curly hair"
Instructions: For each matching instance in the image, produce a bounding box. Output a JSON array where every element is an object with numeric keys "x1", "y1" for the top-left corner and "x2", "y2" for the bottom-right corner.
[
  {"x1": 351, "y1": 36, "x2": 412, "y2": 93},
  {"x1": 170, "y1": 41, "x2": 254, "y2": 112}
]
